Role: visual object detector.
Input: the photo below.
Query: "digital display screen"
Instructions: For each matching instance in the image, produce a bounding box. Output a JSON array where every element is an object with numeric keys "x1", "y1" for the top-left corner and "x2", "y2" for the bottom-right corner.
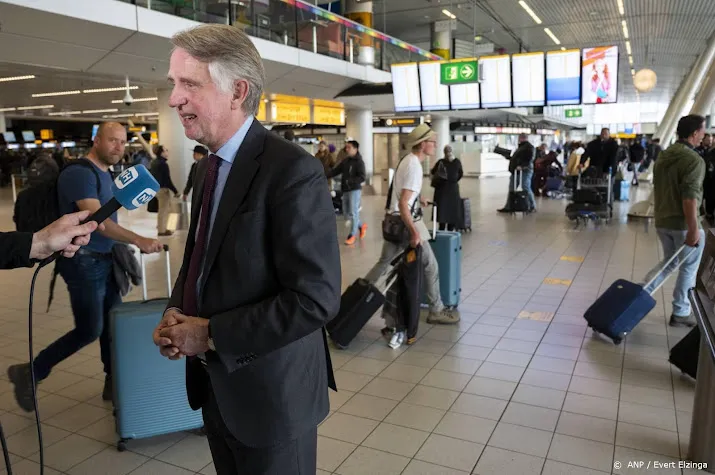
[
  {"x1": 391, "y1": 63, "x2": 421, "y2": 113},
  {"x1": 418, "y1": 61, "x2": 450, "y2": 111},
  {"x1": 21, "y1": 130, "x2": 35, "y2": 142},
  {"x1": 450, "y1": 83, "x2": 480, "y2": 110},
  {"x1": 479, "y1": 55, "x2": 512, "y2": 108},
  {"x1": 582, "y1": 46, "x2": 619, "y2": 104},
  {"x1": 546, "y1": 49, "x2": 581, "y2": 105},
  {"x1": 511, "y1": 52, "x2": 545, "y2": 107},
  {"x1": 2, "y1": 132, "x2": 16, "y2": 142}
]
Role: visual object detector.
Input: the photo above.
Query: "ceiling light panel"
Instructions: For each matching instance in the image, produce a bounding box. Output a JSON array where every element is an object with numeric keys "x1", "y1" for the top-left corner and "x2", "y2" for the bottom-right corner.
[
  {"x1": 82, "y1": 108, "x2": 119, "y2": 114},
  {"x1": 0, "y1": 107, "x2": 17, "y2": 112},
  {"x1": 49, "y1": 111, "x2": 82, "y2": 116},
  {"x1": 32, "y1": 90, "x2": 81, "y2": 98},
  {"x1": 626, "y1": 40, "x2": 632, "y2": 55},
  {"x1": 518, "y1": 1, "x2": 542, "y2": 24},
  {"x1": 617, "y1": 0, "x2": 625, "y2": 15},
  {"x1": 544, "y1": 28, "x2": 561, "y2": 45},
  {"x1": 622, "y1": 20, "x2": 629, "y2": 39},
  {"x1": 83, "y1": 86, "x2": 139, "y2": 93},
  {"x1": 111, "y1": 97, "x2": 158, "y2": 104},
  {"x1": 17, "y1": 105, "x2": 54, "y2": 110},
  {"x1": 442, "y1": 9, "x2": 456, "y2": 19},
  {"x1": 0, "y1": 75, "x2": 35, "y2": 83}
]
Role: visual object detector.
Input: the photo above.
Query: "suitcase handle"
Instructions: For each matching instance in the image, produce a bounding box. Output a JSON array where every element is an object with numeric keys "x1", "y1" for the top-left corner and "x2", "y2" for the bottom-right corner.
[
  {"x1": 643, "y1": 244, "x2": 698, "y2": 295},
  {"x1": 513, "y1": 168, "x2": 522, "y2": 191},
  {"x1": 138, "y1": 245, "x2": 172, "y2": 301}
]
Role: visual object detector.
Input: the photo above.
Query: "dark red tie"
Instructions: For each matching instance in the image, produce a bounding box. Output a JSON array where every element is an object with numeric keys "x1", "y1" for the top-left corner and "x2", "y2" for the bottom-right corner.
[{"x1": 182, "y1": 153, "x2": 221, "y2": 317}]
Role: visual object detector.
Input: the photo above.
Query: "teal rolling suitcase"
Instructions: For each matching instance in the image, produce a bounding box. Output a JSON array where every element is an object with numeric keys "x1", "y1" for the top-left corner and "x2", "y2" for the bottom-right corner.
[
  {"x1": 110, "y1": 246, "x2": 203, "y2": 452},
  {"x1": 422, "y1": 205, "x2": 462, "y2": 308}
]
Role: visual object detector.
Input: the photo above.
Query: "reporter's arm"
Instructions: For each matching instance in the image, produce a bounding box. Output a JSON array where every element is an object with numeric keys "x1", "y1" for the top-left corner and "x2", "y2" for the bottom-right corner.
[
  {"x1": 398, "y1": 189, "x2": 420, "y2": 242},
  {"x1": 0, "y1": 232, "x2": 33, "y2": 269}
]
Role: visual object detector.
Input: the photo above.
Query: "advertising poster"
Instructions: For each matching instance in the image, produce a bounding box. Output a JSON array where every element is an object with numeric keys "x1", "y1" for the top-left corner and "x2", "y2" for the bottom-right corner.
[{"x1": 582, "y1": 46, "x2": 619, "y2": 104}]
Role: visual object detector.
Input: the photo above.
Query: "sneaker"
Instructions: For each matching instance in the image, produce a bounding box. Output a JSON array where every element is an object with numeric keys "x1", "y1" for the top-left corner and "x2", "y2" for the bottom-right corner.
[
  {"x1": 345, "y1": 234, "x2": 356, "y2": 245},
  {"x1": 102, "y1": 375, "x2": 113, "y2": 402},
  {"x1": 388, "y1": 331, "x2": 406, "y2": 349},
  {"x1": 8, "y1": 363, "x2": 35, "y2": 412},
  {"x1": 359, "y1": 223, "x2": 368, "y2": 239},
  {"x1": 427, "y1": 308, "x2": 460, "y2": 325},
  {"x1": 158, "y1": 231, "x2": 173, "y2": 237},
  {"x1": 669, "y1": 314, "x2": 697, "y2": 328}
]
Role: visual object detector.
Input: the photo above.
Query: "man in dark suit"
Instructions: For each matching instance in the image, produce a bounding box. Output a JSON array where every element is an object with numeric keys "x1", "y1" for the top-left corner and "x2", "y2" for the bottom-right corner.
[{"x1": 152, "y1": 24, "x2": 341, "y2": 474}]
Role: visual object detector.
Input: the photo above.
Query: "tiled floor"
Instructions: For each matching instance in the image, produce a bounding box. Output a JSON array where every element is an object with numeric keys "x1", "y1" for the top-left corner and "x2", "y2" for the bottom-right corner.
[{"x1": 0, "y1": 177, "x2": 703, "y2": 475}]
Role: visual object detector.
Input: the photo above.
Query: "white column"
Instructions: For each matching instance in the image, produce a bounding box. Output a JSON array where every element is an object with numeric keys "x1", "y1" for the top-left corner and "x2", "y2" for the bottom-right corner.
[
  {"x1": 0, "y1": 113, "x2": 6, "y2": 134},
  {"x1": 692, "y1": 62, "x2": 715, "y2": 116},
  {"x1": 658, "y1": 30, "x2": 715, "y2": 144},
  {"x1": 346, "y1": 109, "x2": 373, "y2": 180},
  {"x1": 158, "y1": 89, "x2": 198, "y2": 190},
  {"x1": 432, "y1": 115, "x2": 450, "y2": 159},
  {"x1": 430, "y1": 21, "x2": 451, "y2": 59}
]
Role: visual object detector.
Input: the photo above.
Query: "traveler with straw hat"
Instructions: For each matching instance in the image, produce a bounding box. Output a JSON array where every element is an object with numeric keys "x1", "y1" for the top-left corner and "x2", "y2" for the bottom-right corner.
[{"x1": 365, "y1": 124, "x2": 459, "y2": 334}]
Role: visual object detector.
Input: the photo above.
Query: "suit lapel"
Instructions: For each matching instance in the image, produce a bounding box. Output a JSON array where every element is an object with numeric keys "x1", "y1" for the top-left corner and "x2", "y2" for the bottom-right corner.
[{"x1": 199, "y1": 120, "x2": 265, "y2": 300}]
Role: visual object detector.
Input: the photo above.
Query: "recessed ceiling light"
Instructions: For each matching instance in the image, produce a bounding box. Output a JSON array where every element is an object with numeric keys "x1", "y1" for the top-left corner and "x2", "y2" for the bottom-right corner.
[
  {"x1": 518, "y1": 1, "x2": 542, "y2": 24},
  {"x1": 475, "y1": 35, "x2": 483, "y2": 41},
  {"x1": 0, "y1": 75, "x2": 35, "y2": 83},
  {"x1": 82, "y1": 108, "x2": 119, "y2": 114},
  {"x1": 442, "y1": 9, "x2": 456, "y2": 19},
  {"x1": 32, "y1": 90, "x2": 81, "y2": 98},
  {"x1": 83, "y1": 86, "x2": 139, "y2": 94},
  {"x1": 111, "y1": 97, "x2": 158, "y2": 104},
  {"x1": 17, "y1": 105, "x2": 54, "y2": 110},
  {"x1": 544, "y1": 28, "x2": 561, "y2": 45}
]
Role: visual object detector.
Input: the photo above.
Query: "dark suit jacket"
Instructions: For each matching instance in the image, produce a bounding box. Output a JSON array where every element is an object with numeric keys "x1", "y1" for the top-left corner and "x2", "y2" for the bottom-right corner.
[{"x1": 167, "y1": 120, "x2": 341, "y2": 448}]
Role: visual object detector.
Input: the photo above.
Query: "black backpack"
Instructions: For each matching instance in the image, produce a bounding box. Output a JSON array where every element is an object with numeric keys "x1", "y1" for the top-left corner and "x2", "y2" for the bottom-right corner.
[{"x1": 13, "y1": 158, "x2": 101, "y2": 233}]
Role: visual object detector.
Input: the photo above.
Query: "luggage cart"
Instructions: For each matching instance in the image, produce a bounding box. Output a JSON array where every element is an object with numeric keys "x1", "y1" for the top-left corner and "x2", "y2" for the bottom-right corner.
[{"x1": 565, "y1": 167, "x2": 613, "y2": 226}]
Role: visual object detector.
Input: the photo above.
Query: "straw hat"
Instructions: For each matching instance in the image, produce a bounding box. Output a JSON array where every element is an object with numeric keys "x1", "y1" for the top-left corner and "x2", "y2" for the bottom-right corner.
[{"x1": 406, "y1": 124, "x2": 435, "y2": 149}]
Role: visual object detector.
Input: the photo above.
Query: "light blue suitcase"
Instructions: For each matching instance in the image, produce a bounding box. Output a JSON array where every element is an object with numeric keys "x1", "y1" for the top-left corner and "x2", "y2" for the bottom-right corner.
[
  {"x1": 430, "y1": 231, "x2": 462, "y2": 308},
  {"x1": 422, "y1": 205, "x2": 462, "y2": 308},
  {"x1": 110, "y1": 246, "x2": 203, "y2": 452}
]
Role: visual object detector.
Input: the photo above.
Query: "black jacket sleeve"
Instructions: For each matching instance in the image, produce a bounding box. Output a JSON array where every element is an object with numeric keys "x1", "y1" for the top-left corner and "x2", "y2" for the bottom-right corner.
[
  {"x1": 355, "y1": 157, "x2": 366, "y2": 185},
  {"x1": 0, "y1": 232, "x2": 33, "y2": 270},
  {"x1": 183, "y1": 162, "x2": 196, "y2": 196},
  {"x1": 326, "y1": 159, "x2": 345, "y2": 179}
]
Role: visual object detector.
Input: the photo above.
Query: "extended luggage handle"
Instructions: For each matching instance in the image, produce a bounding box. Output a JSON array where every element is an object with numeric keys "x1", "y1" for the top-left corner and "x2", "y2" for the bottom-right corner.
[
  {"x1": 643, "y1": 244, "x2": 698, "y2": 295},
  {"x1": 513, "y1": 168, "x2": 523, "y2": 192},
  {"x1": 138, "y1": 244, "x2": 172, "y2": 301}
]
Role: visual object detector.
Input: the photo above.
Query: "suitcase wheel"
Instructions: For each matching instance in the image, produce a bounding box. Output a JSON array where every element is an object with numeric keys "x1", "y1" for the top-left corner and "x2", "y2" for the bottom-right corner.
[
  {"x1": 117, "y1": 439, "x2": 128, "y2": 452},
  {"x1": 613, "y1": 337, "x2": 623, "y2": 345}
]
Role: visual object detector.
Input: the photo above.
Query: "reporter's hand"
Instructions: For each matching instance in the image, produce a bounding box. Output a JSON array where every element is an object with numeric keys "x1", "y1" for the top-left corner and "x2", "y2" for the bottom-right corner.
[
  {"x1": 182, "y1": 194, "x2": 188, "y2": 201},
  {"x1": 153, "y1": 308, "x2": 184, "y2": 359},
  {"x1": 135, "y1": 237, "x2": 163, "y2": 254},
  {"x1": 31, "y1": 210, "x2": 101, "y2": 259},
  {"x1": 409, "y1": 230, "x2": 421, "y2": 249},
  {"x1": 420, "y1": 197, "x2": 429, "y2": 208},
  {"x1": 159, "y1": 314, "x2": 210, "y2": 357},
  {"x1": 686, "y1": 229, "x2": 701, "y2": 247}
]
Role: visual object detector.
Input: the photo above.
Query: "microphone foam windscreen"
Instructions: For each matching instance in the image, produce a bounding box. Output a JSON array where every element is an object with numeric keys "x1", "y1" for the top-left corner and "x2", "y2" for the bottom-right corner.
[{"x1": 111, "y1": 164, "x2": 161, "y2": 210}]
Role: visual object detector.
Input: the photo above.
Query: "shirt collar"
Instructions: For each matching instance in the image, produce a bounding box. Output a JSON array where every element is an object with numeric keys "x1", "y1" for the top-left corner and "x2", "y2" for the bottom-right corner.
[
  {"x1": 677, "y1": 140, "x2": 695, "y2": 150},
  {"x1": 214, "y1": 115, "x2": 255, "y2": 164}
]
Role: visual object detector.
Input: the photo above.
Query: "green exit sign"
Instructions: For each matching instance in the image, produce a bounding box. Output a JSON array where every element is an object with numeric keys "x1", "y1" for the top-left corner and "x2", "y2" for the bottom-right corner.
[
  {"x1": 440, "y1": 60, "x2": 479, "y2": 85},
  {"x1": 565, "y1": 108, "x2": 583, "y2": 118}
]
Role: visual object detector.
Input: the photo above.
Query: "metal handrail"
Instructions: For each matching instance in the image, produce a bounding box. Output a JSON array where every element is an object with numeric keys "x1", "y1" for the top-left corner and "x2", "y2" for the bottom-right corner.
[{"x1": 689, "y1": 288, "x2": 715, "y2": 362}]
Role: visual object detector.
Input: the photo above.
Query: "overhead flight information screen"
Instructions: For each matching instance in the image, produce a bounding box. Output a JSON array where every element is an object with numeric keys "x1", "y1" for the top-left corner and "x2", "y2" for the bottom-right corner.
[
  {"x1": 450, "y1": 83, "x2": 480, "y2": 110},
  {"x1": 546, "y1": 49, "x2": 581, "y2": 105},
  {"x1": 418, "y1": 61, "x2": 450, "y2": 111},
  {"x1": 479, "y1": 55, "x2": 512, "y2": 108},
  {"x1": 391, "y1": 63, "x2": 421, "y2": 112},
  {"x1": 582, "y1": 46, "x2": 619, "y2": 104},
  {"x1": 511, "y1": 52, "x2": 545, "y2": 106}
]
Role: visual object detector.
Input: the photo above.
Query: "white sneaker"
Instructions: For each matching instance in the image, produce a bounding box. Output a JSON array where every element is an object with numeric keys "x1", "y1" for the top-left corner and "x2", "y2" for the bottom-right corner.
[{"x1": 388, "y1": 331, "x2": 406, "y2": 349}]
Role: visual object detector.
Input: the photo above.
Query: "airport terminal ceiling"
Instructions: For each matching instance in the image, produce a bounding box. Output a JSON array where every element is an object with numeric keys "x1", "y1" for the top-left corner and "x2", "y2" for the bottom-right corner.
[{"x1": 376, "y1": 0, "x2": 715, "y2": 105}]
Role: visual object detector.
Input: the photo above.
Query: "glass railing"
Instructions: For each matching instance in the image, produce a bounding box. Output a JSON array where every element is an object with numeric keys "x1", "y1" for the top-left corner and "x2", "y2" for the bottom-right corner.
[{"x1": 121, "y1": 0, "x2": 439, "y2": 71}]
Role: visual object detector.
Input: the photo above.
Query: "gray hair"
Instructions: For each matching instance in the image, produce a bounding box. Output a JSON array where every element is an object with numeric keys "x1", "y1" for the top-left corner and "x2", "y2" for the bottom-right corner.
[{"x1": 171, "y1": 24, "x2": 266, "y2": 116}]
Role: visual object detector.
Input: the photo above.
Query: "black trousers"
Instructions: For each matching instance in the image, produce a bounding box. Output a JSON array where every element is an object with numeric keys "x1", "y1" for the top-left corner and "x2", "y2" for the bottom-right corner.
[{"x1": 202, "y1": 387, "x2": 318, "y2": 475}]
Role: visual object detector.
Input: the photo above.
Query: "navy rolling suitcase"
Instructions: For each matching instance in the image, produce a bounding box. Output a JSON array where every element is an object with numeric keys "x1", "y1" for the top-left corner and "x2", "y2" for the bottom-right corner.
[
  {"x1": 111, "y1": 246, "x2": 203, "y2": 451},
  {"x1": 584, "y1": 245, "x2": 696, "y2": 345},
  {"x1": 458, "y1": 198, "x2": 472, "y2": 232}
]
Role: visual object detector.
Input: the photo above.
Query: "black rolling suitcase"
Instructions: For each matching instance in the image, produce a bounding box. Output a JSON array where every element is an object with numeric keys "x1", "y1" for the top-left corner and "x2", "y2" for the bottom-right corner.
[
  {"x1": 507, "y1": 169, "x2": 530, "y2": 213},
  {"x1": 459, "y1": 198, "x2": 472, "y2": 232},
  {"x1": 327, "y1": 255, "x2": 401, "y2": 349},
  {"x1": 669, "y1": 326, "x2": 700, "y2": 379}
]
